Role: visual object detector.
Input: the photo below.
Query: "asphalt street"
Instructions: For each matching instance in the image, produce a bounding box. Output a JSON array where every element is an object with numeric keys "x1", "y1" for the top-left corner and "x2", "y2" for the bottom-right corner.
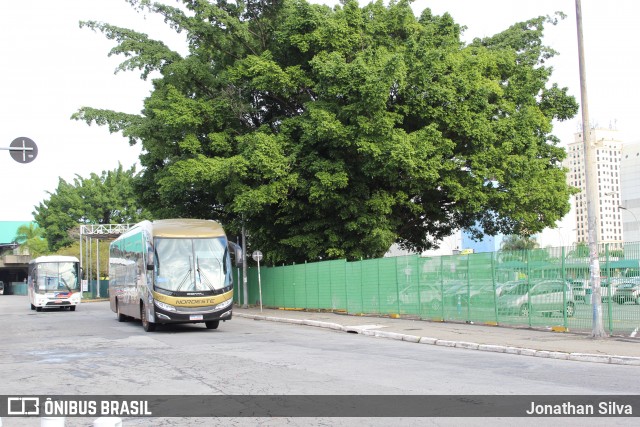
[{"x1": 234, "y1": 306, "x2": 640, "y2": 365}]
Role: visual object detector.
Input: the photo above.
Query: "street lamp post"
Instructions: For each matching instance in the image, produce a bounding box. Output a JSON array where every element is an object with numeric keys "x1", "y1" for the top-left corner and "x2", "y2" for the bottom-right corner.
[{"x1": 556, "y1": 227, "x2": 564, "y2": 249}]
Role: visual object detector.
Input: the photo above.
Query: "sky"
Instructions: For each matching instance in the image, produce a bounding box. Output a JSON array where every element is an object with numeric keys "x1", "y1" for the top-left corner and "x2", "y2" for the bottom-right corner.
[{"x1": 1, "y1": 0, "x2": 638, "y2": 247}]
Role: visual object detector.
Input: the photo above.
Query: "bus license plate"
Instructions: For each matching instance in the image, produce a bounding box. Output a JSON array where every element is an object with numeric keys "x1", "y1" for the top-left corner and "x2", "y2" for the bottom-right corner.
[
  {"x1": 190, "y1": 315, "x2": 203, "y2": 321},
  {"x1": 54, "y1": 300, "x2": 63, "y2": 304}
]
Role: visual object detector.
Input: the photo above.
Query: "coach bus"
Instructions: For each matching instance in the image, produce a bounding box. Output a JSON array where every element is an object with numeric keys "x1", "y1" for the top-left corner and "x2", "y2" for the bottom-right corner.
[
  {"x1": 28, "y1": 255, "x2": 81, "y2": 312},
  {"x1": 109, "y1": 219, "x2": 241, "y2": 332}
]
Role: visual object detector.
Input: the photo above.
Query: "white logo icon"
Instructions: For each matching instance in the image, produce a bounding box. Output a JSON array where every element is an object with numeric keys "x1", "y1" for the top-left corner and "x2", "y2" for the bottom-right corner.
[{"x1": 7, "y1": 397, "x2": 40, "y2": 415}]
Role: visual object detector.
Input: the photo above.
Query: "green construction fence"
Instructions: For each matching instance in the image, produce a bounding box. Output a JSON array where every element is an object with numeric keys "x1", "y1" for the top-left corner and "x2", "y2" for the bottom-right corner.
[{"x1": 233, "y1": 243, "x2": 640, "y2": 336}]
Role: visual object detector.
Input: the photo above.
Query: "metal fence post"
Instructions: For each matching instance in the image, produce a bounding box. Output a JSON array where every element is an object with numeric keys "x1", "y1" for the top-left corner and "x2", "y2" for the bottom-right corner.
[
  {"x1": 562, "y1": 245, "x2": 568, "y2": 328},
  {"x1": 415, "y1": 255, "x2": 422, "y2": 317},
  {"x1": 440, "y1": 257, "x2": 444, "y2": 320},
  {"x1": 377, "y1": 258, "x2": 382, "y2": 315},
  {"x1": 466, "y1": 254, "x2": 471, "y2": 322},
  {"x1": 526, "y1": 249, "x2": 532, "y2": 326},
  {"x1": 605, "y1": 244, "x2": 613, "y2": 333},
  {"x1": 304, "y1": 261, "x2": 308, "y2": 310},
  {"x1": 492, "y1": 251, "x2": 498, "y2": 324},
  {"x1": 344, "y1": 260, "x2": 349, "y2": 313},
  {"x1": 395, "y1": 258, "x2": 401, "y2": 315},
  {"x1": 293, "y1": 262, "x2": 299, "y2": 309},
  {"x1": 360, "y1": 258, "x2": 364, "y2": 314}
]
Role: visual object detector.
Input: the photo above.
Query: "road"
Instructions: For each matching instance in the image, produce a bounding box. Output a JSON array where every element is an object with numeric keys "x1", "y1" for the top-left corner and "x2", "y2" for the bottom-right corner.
[{"x1": 0, "y1": 295, "x2": 638, "y2": 426}]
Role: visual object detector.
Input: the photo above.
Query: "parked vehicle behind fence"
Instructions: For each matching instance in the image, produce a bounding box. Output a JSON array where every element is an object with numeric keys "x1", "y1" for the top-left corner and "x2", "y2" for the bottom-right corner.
[
  {"x1": 570, "y1": 280, "x2": 589, "y2": 303},
  {"x1": 612, "y1": 282, "x2": 640, "y2": 305},
  {"x1": 497, "y1": 279, "x2": 575, "y2": 318}
]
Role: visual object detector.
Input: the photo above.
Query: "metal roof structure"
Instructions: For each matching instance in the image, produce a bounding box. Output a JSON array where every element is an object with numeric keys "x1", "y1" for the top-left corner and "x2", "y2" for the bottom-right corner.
[{"x1": 80, "y1": 224, "x2": 132, "y2": 239}]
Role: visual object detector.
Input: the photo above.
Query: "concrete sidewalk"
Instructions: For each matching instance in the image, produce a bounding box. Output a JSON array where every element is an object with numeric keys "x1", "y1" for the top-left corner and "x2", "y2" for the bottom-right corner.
[{"x1": 234, "y1": 307, "x2": 640, "y2": 366}]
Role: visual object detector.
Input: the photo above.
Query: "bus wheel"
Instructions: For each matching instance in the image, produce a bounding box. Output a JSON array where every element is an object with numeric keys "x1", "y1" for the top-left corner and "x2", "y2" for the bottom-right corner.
[
  {"x1": 36, "y1": 307, "x2": 42, "y2": 312},
  {"x1": 70, "y1": 306, "x2": 76, "y2": 312},
  {"x1": 141, "y1": 304, "x2": 156, "y2": 332},
  {"x1": 205, "y1": 320, "x2": 219, "y2": 330}
]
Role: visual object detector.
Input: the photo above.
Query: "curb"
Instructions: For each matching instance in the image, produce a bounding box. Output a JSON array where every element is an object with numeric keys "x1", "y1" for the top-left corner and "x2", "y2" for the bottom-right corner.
[{"x1": 236, "y1": 313, "x2": 640, "y2": 366}]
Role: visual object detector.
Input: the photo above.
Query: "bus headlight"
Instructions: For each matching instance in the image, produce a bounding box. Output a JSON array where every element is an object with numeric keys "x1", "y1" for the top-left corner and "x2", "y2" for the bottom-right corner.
[
  {"x1": 214, "y1": 298, "x2": 232, "y2": 311},
  {"x1": 154, "y1": 300, "x2": 177, "y2": 312}
]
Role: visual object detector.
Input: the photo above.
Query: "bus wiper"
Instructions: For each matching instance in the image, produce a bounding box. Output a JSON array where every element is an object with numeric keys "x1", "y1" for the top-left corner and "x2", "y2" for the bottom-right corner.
[
  {"x1": 61, "y1": 279, "x2": 72, "y2": 293},
  {"x1": 196, "y1": 257, "x2": 216, "y2": 292},
  {"x1": 175, "y1": 269, "x2": 192, "y2": 292}
]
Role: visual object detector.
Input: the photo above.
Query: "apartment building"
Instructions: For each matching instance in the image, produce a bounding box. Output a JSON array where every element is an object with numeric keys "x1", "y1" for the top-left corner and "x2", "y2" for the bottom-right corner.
[
  {"x1": 565, "y1": 128, "x2": 623, "y2": 246},
  {"x1": 620, "y1": 140, "x2": 640, "y2": 243}
]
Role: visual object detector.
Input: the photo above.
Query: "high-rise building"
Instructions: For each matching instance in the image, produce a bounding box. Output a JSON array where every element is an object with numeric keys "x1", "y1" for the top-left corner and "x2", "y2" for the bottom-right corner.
[
  {"x1": 565, "y1": 128, "x2": 623, "y2": 246},
  {"x1": 620, "y1": 141, "x2": 640, "y2": 243}
]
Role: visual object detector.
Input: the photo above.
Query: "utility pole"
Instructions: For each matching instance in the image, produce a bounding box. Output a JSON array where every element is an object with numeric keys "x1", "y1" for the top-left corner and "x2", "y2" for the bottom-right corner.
[
  {"x1": 241, "y1": 218, "x2": 248, "y2": 309},
  {"x1": 576, "y1": 0, "x2": 606, "y2": 338}
]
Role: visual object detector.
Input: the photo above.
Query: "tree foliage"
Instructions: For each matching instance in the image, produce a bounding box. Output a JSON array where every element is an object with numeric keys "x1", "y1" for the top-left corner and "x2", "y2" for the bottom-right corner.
[
  {"x1": 33, "y1": 164, "x2": 153, "y2": 251},
  {"x1": 73, "y1": 0, "x2": 578, "y2": 263},
  {"x1": 14, "y1": 223, "x2": 49, "y2": 257},
  {"x1": 570, "y1": 241, "x2": 589, "y2": 258},
  {"x1": 500, "y1": 234, "x2": 540, "y2": 251}
]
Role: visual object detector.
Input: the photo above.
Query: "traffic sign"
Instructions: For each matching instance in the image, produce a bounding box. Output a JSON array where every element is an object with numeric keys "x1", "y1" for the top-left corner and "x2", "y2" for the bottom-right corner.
[
  {"x1": 252, "y1": 250, "x2": 264, "y2": 312},
  {"x1": 8, "y1": 137, "x2": 38, "y2": 163}
]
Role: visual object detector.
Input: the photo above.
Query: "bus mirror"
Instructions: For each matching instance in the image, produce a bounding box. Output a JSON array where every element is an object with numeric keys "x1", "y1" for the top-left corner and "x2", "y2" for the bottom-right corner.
[
  {"x1": 147, "y1": 260, "x2": 154, "y2": 271},
  {"x1": 229, "y1": 242, "x2": 243, "y2": 267}
]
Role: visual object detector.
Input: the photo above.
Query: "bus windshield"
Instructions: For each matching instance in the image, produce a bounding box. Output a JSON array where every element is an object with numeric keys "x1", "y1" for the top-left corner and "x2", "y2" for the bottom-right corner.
[
  {"x1": 36, "y1": 262, "x2": 80, "y2": 292},
  {"x1": 154, "y1": 237, "x2": 231, "y2": 292}
]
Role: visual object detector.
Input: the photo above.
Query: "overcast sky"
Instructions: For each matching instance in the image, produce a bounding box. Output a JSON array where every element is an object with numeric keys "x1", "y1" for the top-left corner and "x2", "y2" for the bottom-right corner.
[{"x1": 1, "y1": 0, "x2": 638, "y2": 238}]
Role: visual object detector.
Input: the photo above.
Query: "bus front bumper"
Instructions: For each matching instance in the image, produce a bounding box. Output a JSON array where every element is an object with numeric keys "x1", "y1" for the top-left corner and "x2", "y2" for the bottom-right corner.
[
  {"x1": 152, "y1": 300, "x2": 233, "y2": 324},
  {"x1": 33, "y1": 293, "x2": 81, "y2": 308}
]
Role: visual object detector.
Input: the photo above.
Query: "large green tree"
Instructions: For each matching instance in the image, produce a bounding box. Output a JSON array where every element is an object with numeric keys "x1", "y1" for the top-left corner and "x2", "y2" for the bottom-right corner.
[
  {"x1": 33, "y1": 164, "x2": 152, "y2": 251},
  {"x1": 73, "y1": 0, "x2": 578, "y2": 263}
]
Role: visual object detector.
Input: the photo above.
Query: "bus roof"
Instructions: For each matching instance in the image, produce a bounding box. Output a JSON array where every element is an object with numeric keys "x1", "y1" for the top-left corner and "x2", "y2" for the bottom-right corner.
[
  {"x1": 151, "y1": 219, "x2": 226, "y2": 238},
  {"x1": 30, "y1": 255, "x2": 80, "y2": 264}
]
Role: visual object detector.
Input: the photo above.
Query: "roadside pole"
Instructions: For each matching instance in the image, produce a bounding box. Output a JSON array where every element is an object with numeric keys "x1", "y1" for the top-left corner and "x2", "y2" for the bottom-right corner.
[
  {"x1": 575, "y1": 0, "x2": 606, "y2": 337},
  {"x1": 252, "y1": 251, "x2": 263, "y2": 312},
  {"x1": 242, "y1": 221, "x2": 248, "y2": 308}
]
